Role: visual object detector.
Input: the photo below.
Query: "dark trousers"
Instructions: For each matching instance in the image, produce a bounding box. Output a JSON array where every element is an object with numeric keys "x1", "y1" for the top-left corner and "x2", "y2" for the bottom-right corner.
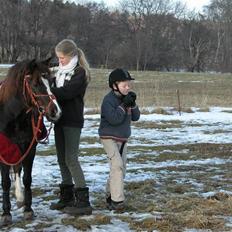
[{"x1": 54, "y1": 126, "x2": 86, "y2": 188}]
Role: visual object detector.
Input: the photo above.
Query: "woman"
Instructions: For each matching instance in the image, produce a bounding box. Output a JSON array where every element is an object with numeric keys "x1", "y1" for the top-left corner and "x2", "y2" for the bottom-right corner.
[{"x1": 50, "y1": 39, "x2": 92, "y2": 215}]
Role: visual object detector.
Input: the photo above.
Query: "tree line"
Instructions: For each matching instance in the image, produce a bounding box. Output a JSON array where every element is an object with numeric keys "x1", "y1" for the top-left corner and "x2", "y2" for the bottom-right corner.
[{"x1": 0, "y1": 0, "x2": 232, "y2": 72}]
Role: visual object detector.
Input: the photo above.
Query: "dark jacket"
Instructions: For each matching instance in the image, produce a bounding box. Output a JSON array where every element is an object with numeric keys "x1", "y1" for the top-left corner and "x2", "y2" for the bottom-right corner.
[
  {"x1": 98, "y1": 90, "x2": 140, "y2": 141},
  {"x1": 51, "y1": 66, "x2": 88, "y2": 128}
]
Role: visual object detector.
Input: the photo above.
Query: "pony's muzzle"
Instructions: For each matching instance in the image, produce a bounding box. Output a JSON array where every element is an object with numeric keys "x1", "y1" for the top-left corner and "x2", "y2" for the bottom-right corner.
[{"x1": 46, "y1": 102, "x2": 62, "y2": 122}]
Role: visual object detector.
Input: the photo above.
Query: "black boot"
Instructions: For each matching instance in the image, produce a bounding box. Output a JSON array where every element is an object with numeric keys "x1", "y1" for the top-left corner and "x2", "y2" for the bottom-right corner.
[
  {"x1": 50, "y1": 184, "x2": 74, "y2": 210},
  {"x1": 64, "y1": 187, "x2": 92, "y2": 215}
]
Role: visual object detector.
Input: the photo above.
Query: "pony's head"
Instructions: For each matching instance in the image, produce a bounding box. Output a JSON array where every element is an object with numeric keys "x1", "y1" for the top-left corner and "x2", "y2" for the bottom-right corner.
[
  {"x1": 0, "y1": 59, "x2": 61, "y2": 122},
  {"x1": 23, "y1": 59, "x2": 62, "y2": 122}
]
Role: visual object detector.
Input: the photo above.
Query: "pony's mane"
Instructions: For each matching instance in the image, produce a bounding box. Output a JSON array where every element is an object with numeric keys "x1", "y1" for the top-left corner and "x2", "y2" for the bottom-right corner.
[
  {"x1": 0, "y1": 61, "x2": 29, "y2": 104},
  {"x1": 0, "y1": 59, "x2": 51, "y2": 105}
]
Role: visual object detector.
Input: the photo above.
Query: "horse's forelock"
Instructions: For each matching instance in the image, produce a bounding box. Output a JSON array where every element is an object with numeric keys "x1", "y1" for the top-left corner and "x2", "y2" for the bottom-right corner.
[
  {"x1": 0, "y1": 59, "x2": 51, "y2": 104},
  {"x1": 0, "y1": 61, "x2": 29, "y2": 103},
  {"x1": 26, "y1": 60, "x2": 50, "y2": 85}
]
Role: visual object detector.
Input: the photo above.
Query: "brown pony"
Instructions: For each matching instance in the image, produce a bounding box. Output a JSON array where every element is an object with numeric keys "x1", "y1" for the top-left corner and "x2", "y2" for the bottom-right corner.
[{"x1": 0, "y1": 59, "x2": 61, "y2": 226}]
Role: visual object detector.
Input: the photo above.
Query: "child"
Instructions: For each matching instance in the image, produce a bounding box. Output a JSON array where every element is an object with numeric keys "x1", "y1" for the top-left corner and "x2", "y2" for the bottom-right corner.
[
  {"x1": 50, "y1": 39, "x2": 92, "y2": 215},
  {"x1": 98, "y1": 68, "x2": 140, "y2": 210}
]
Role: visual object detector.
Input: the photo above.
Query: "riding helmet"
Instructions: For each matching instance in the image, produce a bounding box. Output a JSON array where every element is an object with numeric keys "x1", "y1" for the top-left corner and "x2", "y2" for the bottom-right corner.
[{"x1": 108, "y1": 68, "x2": 134, "y2": 88}]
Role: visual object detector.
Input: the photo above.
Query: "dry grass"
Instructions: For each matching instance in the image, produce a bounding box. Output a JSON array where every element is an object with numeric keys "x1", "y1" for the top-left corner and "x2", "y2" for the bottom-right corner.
[
  {"x1": 133, "y1": 120, "x2": 182, "y2": 129},
  {"x1": 62, "y1": 214, "x2": 112, "y2": 231},
  {"x1": 2, "y1": 67, "x2": 231, "y2": 108},
  {"x1": 2, "y1": 67, "x2": 232, "y2": 231},
  {"x1": 0, "y1": 67, "x2": 8, "y2": 80},
  {"x1": 7, "y1": 142, "x2": 230, "y2": 232},
  {"x1": 85, "y1": 69, "x2": 232, "y2": 108}
]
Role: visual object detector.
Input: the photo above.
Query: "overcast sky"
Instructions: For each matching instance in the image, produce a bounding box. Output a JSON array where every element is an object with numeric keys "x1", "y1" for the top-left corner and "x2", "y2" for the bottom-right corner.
[{"x1": 68, "y1": 0, "x2": 211, "y2": 11}]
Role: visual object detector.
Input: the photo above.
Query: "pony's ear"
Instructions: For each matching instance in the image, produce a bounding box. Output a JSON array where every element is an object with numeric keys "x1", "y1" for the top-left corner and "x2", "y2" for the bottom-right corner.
[
  {"x1": 42, "y1": 57, "x2": 52, "y2": 66},
  {"x1": 43, "y1": 56, "x2": 59, "y2": 68},
  {"x1": 27, "y1": 59, "x2": 37, "y2": 74}
]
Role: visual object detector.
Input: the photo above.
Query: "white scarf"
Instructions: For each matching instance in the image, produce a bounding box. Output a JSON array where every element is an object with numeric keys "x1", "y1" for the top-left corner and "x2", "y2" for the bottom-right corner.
[{"x1": 56, "y1": 55, "x2": 78, "y2": 87}]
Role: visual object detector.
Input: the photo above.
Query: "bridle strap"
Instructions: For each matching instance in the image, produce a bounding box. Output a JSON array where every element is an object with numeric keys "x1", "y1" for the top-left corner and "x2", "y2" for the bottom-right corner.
[{"x1": 23, "y1": 76, "x2": 56, "y2": 114}]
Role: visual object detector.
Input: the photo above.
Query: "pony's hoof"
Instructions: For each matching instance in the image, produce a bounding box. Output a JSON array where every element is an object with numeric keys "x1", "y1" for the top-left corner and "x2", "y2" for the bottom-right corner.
[
  {"x1": 24, "y1": 210, "x2": 34, "y2": 220},
  {"x1": 16, "y1": 201, "x2": 24, "y2": 208},
  {"x1": 0, "y1": 214, "x2": 12, "y2": 227}
]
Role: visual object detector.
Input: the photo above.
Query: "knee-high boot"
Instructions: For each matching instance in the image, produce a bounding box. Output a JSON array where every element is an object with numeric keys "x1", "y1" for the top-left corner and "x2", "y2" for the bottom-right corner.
[
  {"x1": 50, "y1": 184, "x2": 74, "y2": 210},
  {"x1": 64, "y1": 187, "x2": 92, "y2": 215}
]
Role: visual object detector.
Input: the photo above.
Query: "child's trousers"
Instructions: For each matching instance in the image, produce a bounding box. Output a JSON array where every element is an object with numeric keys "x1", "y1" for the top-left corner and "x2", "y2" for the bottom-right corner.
[{"x1": 101, "y1": 139, "x2": 127, "y2": 202}]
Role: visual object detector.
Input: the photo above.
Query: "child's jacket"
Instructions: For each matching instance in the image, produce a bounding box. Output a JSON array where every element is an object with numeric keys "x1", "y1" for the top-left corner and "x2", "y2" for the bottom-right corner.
[{"x1": 98, "y1": 90, "x2": 140, "y2": 141}]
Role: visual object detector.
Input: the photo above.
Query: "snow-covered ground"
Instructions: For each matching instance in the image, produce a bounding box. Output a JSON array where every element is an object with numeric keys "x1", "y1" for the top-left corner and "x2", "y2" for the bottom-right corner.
[
  {"x1": 0, "y1": 64, "x2": 13, "y2": 68},
  {"x1": 2, "y1": 107, "x2": 232, "y2": 231}
]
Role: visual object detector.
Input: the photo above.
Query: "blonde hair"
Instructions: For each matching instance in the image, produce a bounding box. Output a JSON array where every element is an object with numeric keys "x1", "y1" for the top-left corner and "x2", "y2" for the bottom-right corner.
[{"x1": 55, "y1": 39, "x2": 91, "y2": 82}]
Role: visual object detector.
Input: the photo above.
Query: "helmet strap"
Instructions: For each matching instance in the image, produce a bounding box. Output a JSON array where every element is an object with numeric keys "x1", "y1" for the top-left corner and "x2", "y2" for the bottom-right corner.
[{"x1": 113, "y1": 83, "x2": 125, "y2": 96}]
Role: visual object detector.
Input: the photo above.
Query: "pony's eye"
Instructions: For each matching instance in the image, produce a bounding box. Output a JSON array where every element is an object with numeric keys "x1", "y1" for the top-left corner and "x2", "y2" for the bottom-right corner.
[{"x1": 41, "y1": 72, "x2": 49, "y2": 78}]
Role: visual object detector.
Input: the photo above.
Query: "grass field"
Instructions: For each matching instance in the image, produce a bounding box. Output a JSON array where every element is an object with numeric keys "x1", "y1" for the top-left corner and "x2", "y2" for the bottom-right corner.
[
  {"x1": 2, "y1": 109, "x2": 232, "y2": 232},
  {"x1": 87, "y1": 69, "x2": 232, "y2": 109},
  {"x1": 1, "y1": 67, "x2": 232, "y2": 109},
  {"x1": 1, "y1": 67, "x2": 232, "y2": 231}
]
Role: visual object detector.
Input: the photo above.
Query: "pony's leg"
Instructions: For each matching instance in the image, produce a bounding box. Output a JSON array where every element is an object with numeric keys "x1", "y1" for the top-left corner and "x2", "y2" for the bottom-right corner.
[
  {"x1": 13, "y1": 166, "x2": 24, "y2": 208},
  {"x1": 0, "y1": 164, "x2": 12, "y2": 226},
  {"x1": 22, "y1": 143, "x2": 36, "y2": 220}
]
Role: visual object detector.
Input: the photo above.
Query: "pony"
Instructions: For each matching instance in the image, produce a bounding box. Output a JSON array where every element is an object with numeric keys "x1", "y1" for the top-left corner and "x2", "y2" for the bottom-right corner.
[{"x1": 0, "y1": 59, "x2": 61, "y2": 226}]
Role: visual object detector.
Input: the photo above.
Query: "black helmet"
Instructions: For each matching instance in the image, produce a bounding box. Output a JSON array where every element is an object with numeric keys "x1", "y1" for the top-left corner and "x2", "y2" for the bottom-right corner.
[{"x1": 109, "y1": 68, "x2": 134, "y2": 88}]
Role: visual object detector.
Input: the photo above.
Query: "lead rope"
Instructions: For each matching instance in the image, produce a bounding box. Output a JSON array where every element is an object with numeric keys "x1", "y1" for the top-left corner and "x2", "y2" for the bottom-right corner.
[{"x1": 31, "y1": 112, "x2": 53, "y2": 144}]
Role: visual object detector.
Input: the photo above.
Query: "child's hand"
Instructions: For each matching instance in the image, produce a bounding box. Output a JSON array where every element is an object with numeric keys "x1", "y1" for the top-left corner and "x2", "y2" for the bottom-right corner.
[
  {"x1": 122, "y1": 91, "x2": 137, "y2": 107},
  {"x1": 128, "y1": 91, "x2": 136, "y2": 101}
]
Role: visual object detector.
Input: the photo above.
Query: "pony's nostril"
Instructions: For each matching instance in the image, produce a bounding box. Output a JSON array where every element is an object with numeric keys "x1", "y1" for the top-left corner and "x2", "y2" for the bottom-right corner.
[
  {"x1": 45, "y1": 100, "x2": 61, "y2": 122},
  {"x1": 47, "y1": 107, "x2": 61, "y2": 121}
]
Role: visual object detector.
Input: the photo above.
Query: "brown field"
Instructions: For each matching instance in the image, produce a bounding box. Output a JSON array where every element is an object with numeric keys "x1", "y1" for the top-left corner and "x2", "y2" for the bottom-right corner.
[
  {"x1": 1, "y1": 66, "x2": 232, "y2": 108},
  {"x1": 86, "y1": 69, "x2": 232, "y2": 108},
  {"x1": 1, "y1": 66, "x2": 232, "y2": 231}
]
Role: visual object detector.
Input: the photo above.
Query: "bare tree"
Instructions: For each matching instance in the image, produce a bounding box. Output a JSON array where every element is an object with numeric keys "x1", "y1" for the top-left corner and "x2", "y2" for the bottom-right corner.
[
  {"x1": 178, "y1": 13, "x2": 213, "y2": 72},
  {"x1": 0, "y1": 0, "x2": 229, "y2": 73},
  {"x1": 206, "y1": 0, "x2": 232, "y2": 72},
  {"x1": 0, "y1": 0, "x2": 28, "y2": 62},
  {"x1": 118, "y1": 0, "x2": 186, "y2": 71}
]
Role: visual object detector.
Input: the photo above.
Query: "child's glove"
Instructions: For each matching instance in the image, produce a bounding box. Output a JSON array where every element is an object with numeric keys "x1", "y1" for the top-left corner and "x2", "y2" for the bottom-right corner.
[{"x1": 122, "y1": 91, "x2": 137, "y2": 107}]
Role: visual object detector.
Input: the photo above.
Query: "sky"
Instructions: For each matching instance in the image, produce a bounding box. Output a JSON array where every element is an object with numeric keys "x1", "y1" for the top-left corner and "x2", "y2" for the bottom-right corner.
[
  {"x1": 83, "y1": 0, "x2": 211, "y2": 11},
  {"x1": 67, "y1": 0, "x2": 211, "y2": 12}
]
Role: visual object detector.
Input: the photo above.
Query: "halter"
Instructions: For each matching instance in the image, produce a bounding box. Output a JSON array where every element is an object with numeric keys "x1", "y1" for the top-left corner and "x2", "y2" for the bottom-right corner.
[
  {"x1": 23, "y1": 75, "x2": 56, "y2": 116},
  {"x1": 23, "y1": 74, "x2": 57, "y2": 142}
]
